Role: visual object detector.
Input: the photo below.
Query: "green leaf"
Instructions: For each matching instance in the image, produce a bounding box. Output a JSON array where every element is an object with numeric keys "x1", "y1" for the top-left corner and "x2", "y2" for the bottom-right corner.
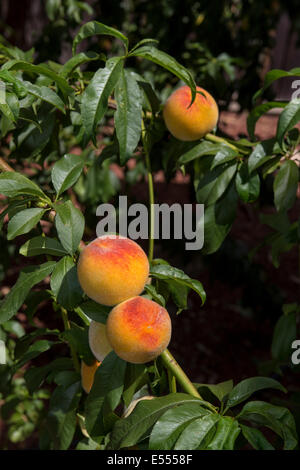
[
  {"x1": 0, "y1": 171, "x2": 47, "y2": 199},
  {"x1": 51, "y1": 153, "x2": 85, "y2": 197},
  {"x1": 81, "y1": 57, "x2": 124, "y2": 143},
  {"x1": 122, "y1": 364, "x2": 149, "y2": 408},
  {"x1": 50, "y1": 256, "x2": 83, "y2": 310},
  {"x1": 0, "y1": 261, "x2": 56, "y2": 323},
  {"x1": 226, "y1": 377, "x2": 286, "y2": 408},
  {"x1": 47, "y1": 381, "x2": 81, "y2": 450},
  {"x1": 273, "y1": 160, "x2": 299, "y2": 212},
  {"x1": 196, "y1": 162, "x2": 237, "y2": 205},
  {"x1": 174, "y1": 414, "x2": 219, "y2": 450},
  {"x1": 75, "y1": 300, "x2": 110, "y2": 323},
  {"x1": 201, "y1": 202, "x2": 232, "y2": 255},
  {"x1": 3, "y1": 60, "x2": 73, "y2": 98},
  {"x1": 149, "y1": 402, "x2": 210, "y2": 450},
  {"x1": 22, "y1": 81, "x2": 65, "y2": 113},
  {"x1": 207, "y1": 416, "x2": 240, "y2": 450},
  {"x1": 55, "y1": 201, "x2": 84, "y2": 255},
  {"x1": 7, "y1": 207, "x2": 45, "y2": 240},
  {"x1": 240, "y1": 424, "x2": 274, "y2": 450},
  {"x1": 16, "y1": 339, "x2": 56, "y2": 368},
  {"x1": 150, "y1": 264, "x2": 206, "y2": 305},
  {"x1": 107, "y1": 393, "x2": 204, "y2": 450},
  {"x1": 211, "y1": 148, "x2": 238, "y2": 169},
  {"x1": 253, "y1": 68, "x2": 300, "y2": 102},
  {"x1": 20, "y1": 236, "x2": 68, "y2": 257},
  {"x1": 115, "y1": 70, "x2": 142, "y2": 164},
  {"x1": 144, "y1": 284, "x2": 166, "y2": 307},
  {"x1": 238, "y1": 401, "x2": 298, "y2": 450},
  {"x1": 276, "y1": 99, "x2": 300, "y2": 147},
  {"x1": 60, "y1": 51, "x2": 102, "y2": 78},
  {"x1": 25, "y1": 358, "x2": 73, "y2": 394},
  {"x1": 85, "y1": 351, "x2": 127, "y2": 439},
  {"x1": 61, "y1": 322, "x2": 93, "y2": 363},
  {"x1": 72, "y1": 21, "x2": 128, "y2": 55},
  {"x1": 247, "y1": 142, "x2": 271, "y2": 174},
  {"x1": 271, "y1": 312, "x2": 297, "y2": 361},
  {"x1": 136, "y1": 78, "x2": 161, "y2": 114},
  {"x1": 235, "y1": 162, "x2": 260, "y2": 203},
  {"x1": 197, "y1": 380, "x2": 234, "y2": 403},
  {"x1": 130, "y1": 46, "x2": 196, "y2": 102},
  {"x1": 178, "y1": 141, "x2": 231, "y2": 165},
  {"x1": 247, "y1": 102, "x2": 286, "y2": 140}
]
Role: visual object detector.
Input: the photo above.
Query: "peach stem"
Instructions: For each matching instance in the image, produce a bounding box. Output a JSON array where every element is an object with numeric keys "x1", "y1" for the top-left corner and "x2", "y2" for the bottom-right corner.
[
  {"x1": 141, "y1": 118, "x2": 155, "y2": 263},
  {"x1": 161, "y1": 349, "x2": 217, "y2": 413}
]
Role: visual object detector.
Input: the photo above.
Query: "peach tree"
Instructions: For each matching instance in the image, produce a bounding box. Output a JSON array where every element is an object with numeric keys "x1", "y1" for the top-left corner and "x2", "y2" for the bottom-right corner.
[{"x1": 0, "y1": 21, "x2": 299, "y2": 450}]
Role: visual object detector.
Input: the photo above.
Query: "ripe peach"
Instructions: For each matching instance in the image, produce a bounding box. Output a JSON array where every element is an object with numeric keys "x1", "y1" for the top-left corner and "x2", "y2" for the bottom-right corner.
[
  {"x1": 163, "y1": 85, "x2": 219, "y2": 141},
  {"x1": 88, "y1": 320, "x2": 113, "y2": 362},
  {"x1": 77, "y1": 235, "x2": 149, "y2": 306},
  {"x1": 81, "y1": 359, "x2": 101, "y2": 393},
  {"x1": 106, "y1": 296, "x2": 172, "y2": 364}
]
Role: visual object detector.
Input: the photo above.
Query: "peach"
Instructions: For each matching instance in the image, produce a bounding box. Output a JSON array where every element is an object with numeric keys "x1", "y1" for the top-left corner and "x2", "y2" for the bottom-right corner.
[
  {"x1": 77, "y1": 235, "x2": 149, "y2": 306},
  {"x1": 163, "y1": 85, "x2": 219, "y2": 141},
  {"x1": 88, "y1": 320, "x2": 113, "y2": 362},
  {"x1": 106, "y1": 296, "x2": 172, "y2": 364},
  {"x1": 81, "y1": 359, "x2": 101, "y2": 393}
]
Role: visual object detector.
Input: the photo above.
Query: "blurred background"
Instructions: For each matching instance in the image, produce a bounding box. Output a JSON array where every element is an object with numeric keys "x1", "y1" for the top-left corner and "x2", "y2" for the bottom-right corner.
[{"x1": 0, "y1": 0, "x2": 299, "y2": 449}]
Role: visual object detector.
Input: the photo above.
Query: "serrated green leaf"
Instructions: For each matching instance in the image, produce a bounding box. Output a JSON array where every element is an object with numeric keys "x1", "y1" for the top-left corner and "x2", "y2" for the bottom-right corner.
[
  {"x1": 207, "y1": 416, "x2": 239, "y2": 450},
  {"x1": 51, "y1": 153, "x2": 85, "y2": 196},
  {"x1": 271, "y1": 312, "x2": 297, "y2": 361},
  {"x1": 273, "y1": 160, "x2": 299, "y2": 212},
  {"x1": 178, "y1": 141, "x2": 230, "y2": 165},
  {"x1": 81, "y1": 57, "x2": 124, "y2": 143},
  {"x1": 20, "y1": 236, "x2": 68, "y2": 257},
  {"x1": 50, "y1": 256, "x2": 83, "y2": 309},
  {"x1": 0, "y1": 171, "x2": 47, "y2": 199},
  {"x1": 235, "y1": 162, "x2": 260, "y2": 203},
  {"x1": 150, "y1": 264, "x2": 206, "y2": 305},
  {"x1": 240, "y1": 424, "x2": 274, "y2": 450},
  {"x1": 197, "y1": 162, "x2": 237, "y2": 205},
  {"x1": 0, "y1": 261, "x2": 56, "y2": 323},
  {"x1": 247, "y1": 102, "x2": 286, "y2": 140},
  {"x1": 55, "y1": 201, "x2": 84, "y2": 255},
  {"x1": 47, "y1": 381, "x2": 81, "y2": 450},
  {"x1": 149, "y1": 402, "x2": 210, "y2": 450},
  {"x1": 72, "y1": 21, "x2": 128, "y2": 55},
  {"x1": 174, "y1": 414, "x2": 219, "y2": 450},
  {"x1": 276, "y1": 99, "x2": 300, "y2": 147},
  {"x1": 60, "y1": 51, "x2": 103, "y2": 78},
  {"x1": 238, "y1": 401, "x2": 298, "y2": 450},
  {"x1": 130, "y1": 46, "x2": 196, "y2": 102},
  {"x1": 115, "y1": 70, "x2": 142, "y2": 164},
  {"x1": 226, "y1": 377, "x2": 286, "y2": 408},
  {"x1": 107, "y1": 393, "x2": 204, "y2": 450},
  {"x1": 85, "y1": 351, "x2": 127, "y2": 439},
  {"x1": 7, "y1": 207, "x2": 45, "y2": 240}
]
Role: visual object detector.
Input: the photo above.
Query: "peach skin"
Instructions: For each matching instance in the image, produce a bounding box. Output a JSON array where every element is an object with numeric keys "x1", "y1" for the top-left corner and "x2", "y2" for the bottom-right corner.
[
  {"x1": 81, "y1": 359, "x2": 101, "y2": 393},
  {"x1": 77, "y1": 235, "x2": 149, "y2": 306},
  {"x1": 88, "y1": 320, "x2": 113, "y2": 362},
  {"x1": 163, "y1": 85, "x2": 219, "y2": 141},
  {"x1": 106, "y1": 296, "x2": 172, "y2": 364}
]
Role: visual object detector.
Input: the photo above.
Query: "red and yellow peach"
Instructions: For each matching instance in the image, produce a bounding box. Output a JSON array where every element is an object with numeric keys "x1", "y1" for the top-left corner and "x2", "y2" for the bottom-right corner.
[
  {"x1": 163, "y1": 85, "x2": 219, "y2": 141},
  {"x1": 77, "y1": 235, "x2": 149, "y2": 306},
  {"x1": 106, "y1": 296, "x2": 172, "y2": 364}
]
